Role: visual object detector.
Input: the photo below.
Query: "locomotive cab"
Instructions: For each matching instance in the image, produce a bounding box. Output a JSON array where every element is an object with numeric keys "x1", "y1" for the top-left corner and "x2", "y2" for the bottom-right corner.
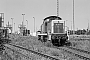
[{"x1": 51, "y1": 20, "x2": 69, "y2": 46}]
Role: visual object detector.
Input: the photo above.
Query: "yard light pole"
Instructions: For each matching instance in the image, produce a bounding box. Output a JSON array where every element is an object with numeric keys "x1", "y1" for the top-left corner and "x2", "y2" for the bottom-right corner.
[
  {"x1": 22, "y1": 14, "x2": 25, "y2": 26},
  {"x1": 14, "y1": 23, "x2": 15, "y2": 33},
  {"x1": 26, "y1": 20, "x2": 28, "y2": 29},
  {"x1": 71, "y1": 21, "x2": 72, "y2": 31},
  {"x1": 11, "y1": 18, "x2": 14, "y2": 33},
  {"x1": 33, "y1": 17, "x2": 35, "y2": 32}
]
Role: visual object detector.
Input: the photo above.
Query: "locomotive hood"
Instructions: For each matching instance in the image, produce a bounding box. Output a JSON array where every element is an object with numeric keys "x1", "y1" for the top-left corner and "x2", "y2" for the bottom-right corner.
[{"x1": 43, "y1": 16, "x2": 62, "y2": 21}]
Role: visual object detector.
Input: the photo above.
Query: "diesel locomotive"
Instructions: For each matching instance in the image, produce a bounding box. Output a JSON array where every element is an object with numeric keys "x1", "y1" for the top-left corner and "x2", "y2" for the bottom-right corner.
[{"x1": 38, "y1": 16, "x2": 71, "y2": 46}]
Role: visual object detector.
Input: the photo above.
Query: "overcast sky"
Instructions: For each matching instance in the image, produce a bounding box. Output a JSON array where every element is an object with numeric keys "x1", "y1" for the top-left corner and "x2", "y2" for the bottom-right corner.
[{"x1": 0, "y1": 0, "x2": 90, "y2": 32}]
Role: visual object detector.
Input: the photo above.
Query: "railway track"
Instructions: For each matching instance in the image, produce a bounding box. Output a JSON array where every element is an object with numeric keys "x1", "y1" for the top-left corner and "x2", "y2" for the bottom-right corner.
[
  {"x1": 6, "y1": 44, "x2": 90, "y2": 60},
  {"x1": 56, "y1": 46, "x2": 90, "y2": 60},
  {"x1": 4, "y1": 44, "x2": 59, "y2": 60}
]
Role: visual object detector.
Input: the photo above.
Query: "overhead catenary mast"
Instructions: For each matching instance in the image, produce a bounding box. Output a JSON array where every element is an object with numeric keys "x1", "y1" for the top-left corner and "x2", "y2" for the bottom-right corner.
[
  {"x1": 73, "y1": 0, "x2": 75, "y2": 35},
  {"x1": 57, "y1": 0, "x2": 59, "y2": 17}
]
